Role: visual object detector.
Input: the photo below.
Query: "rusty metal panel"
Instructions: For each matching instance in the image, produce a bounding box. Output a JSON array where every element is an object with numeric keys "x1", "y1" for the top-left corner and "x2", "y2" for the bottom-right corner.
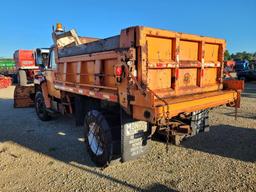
[
  {"x1": 57, "y1": 63, "x2": 65, "y2": 81},
  {"x1": 55, "y1": 48, "x2": 120, "y2": 105},
  {"x1": 103, "y1": 59, "x2": 116, "y2": 87},
  {"x1": 154, "y1": 90, "x2": 238, "y2": 120},
  {"x1": 58, "y1": 35, "x2": 120, "y2": 57},
  {"x1": 147, "y1": 68, "x2": 172, "y2": 90},
  {"x1": 80, "y1": 61, "x2": 90, "y2": 84},
  {"x1": 79, "y1": 37, "x2": 99, "y2": 44},
  {"x1": 223, "y1": 79, "x2": 244, "y2": 90},
  {"x1": 13, "y1": 85, "x2": 35, "y2": 108},
  {"x1": 177, "y1": 68, "x2": 198, "y2": 88},
  {"x1": 66, "y1": 62, "x2": 77, "y2": 83},
  {"x1": 45, "y1": 70, "x2": 61, "y2": 99},
  {"x1": 204, "y1": 43, "x2": 220, "y2": 63},
  {"x1": 179, "y1": 40, "x2": 199, "y2": 61},
  {"x1": 136, "y1": 26, "x2": 226, "y2": 98},
  {"x1": 146, "y1": 36, "x2": 174, "y2": 63},
  {"x1": 80, "y1": 61, "x2": 95, "y2": 84},
  {"x1": 203, "y1": 68, "x2": 218, "y2": 86}
]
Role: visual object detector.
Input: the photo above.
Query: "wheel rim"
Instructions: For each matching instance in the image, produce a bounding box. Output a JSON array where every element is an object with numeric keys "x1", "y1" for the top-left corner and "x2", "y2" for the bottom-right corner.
[{"x1": 87, "y1": 122, "x2": 104, "y2": 156}]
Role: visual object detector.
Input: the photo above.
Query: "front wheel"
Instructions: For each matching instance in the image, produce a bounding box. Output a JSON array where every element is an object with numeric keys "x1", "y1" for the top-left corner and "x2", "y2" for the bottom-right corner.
[
  {"x1": 84, "y1": 110, "x2": 112, "y2": 167},
  {"x1": 35, "y1": 92, "x2": 51, "y2": 121}
]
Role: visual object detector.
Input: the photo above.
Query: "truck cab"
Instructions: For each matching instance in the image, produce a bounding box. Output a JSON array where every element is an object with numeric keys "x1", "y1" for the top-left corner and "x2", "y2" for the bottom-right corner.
[{"x1": 35, "y1": 48, "x2": 50, "y2": 67}]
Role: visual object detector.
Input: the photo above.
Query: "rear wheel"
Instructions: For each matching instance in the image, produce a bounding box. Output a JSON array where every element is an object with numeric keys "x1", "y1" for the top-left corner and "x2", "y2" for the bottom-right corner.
[
  {"x1": 35, "y1": 92, "x2": 51, "y2": 121},
  {"x1": 84, "y1": 110, "x2": 112, "y2": 167}
]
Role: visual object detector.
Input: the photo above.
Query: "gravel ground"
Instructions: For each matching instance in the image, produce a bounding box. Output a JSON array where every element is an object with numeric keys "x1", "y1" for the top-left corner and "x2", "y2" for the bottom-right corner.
[{"x1": 0, "y1": 85, "x2": 255, "y2": 192}]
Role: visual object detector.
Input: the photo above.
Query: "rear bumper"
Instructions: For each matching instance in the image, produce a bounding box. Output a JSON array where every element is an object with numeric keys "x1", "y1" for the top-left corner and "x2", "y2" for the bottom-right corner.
[
  {"x1": 154, "y1": 90, "x2": 238, "y2": 120},
  {"x1": 132, "y1": 90, "x2": 239, "y2": 123}
]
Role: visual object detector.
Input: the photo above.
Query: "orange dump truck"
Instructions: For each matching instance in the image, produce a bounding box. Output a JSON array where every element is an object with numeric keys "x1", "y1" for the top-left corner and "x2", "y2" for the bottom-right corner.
[{"x1": 34, "y1": 24, "x2": 243, "y2": 166}]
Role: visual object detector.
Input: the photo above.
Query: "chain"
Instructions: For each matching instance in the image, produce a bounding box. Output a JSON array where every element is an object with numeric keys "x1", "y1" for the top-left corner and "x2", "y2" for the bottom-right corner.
[{"x1": 165, "y1": 110, "x2": 170, "y2": 153}]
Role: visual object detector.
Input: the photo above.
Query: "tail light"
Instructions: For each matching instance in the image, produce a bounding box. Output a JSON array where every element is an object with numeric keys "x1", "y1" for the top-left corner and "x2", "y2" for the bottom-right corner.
[
  {"x1": 115, "y1": 65, "x2": 124, "y2": 83},
  {"x1": 115, "y1": 66, "x2": 123, "y2": 77}
]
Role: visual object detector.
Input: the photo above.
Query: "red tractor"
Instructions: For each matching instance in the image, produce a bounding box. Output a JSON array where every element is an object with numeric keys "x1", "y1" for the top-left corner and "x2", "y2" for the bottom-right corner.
[
  {"x1": 224, "y1": 60, "x2": 236, "y2": 78},
  {"x1": 13, "y1": 49, "x2": 49, "y2": 107}
]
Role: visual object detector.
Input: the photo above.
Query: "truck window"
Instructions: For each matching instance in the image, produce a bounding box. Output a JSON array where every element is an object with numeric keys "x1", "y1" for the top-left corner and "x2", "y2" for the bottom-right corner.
[
  {"x1": 50, "y1": 50, "x2": 57, "y2": 70},
  {"x1": 36, "y1": 52, "x2": 42, "y2": 65}
]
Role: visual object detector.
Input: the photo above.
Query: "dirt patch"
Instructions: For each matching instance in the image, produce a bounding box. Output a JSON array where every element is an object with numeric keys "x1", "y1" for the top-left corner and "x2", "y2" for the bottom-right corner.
[{"x1": 0, "y1": 85, "x2": 255, "y2": 192}]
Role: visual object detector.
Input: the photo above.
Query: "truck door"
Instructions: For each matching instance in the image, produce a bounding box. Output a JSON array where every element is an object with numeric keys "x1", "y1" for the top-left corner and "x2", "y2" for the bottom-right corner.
[{"x1": 45, "y1": 48, "x2": 61, "y2": 98}]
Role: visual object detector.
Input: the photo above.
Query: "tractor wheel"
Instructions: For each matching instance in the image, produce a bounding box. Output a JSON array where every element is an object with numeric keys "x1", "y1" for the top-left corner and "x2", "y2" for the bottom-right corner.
[
  {"x1": 35, "y1": 92, "x2": 51, "y2": 121},
  {"x1": 84, "y1": 110, "x2": 112, "y2": 167},
  {"x1": 18, "y1": 70, "x2": 28, "y2": 86}
]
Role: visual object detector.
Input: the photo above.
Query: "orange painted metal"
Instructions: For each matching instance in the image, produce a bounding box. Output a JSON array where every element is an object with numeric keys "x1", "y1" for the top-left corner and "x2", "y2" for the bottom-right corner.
[
  {"x1": 13, "y1": 50, "x2": 37, "y2": 69},
  {"x1": 52, "y1": 26, "x2": 242, "y2": 125},
  {"x1": 224, "y1": 60, "x2": 236, "y2": 69},
  {"x1": 132, "y1": 90, "x2": 238, "y2": 122},
  {"x1": 154, "y1": 91, "x2": 238, "y2": 119},
  {"x1": 54, "y1": 50, "x2": 119, "y2": 102},
  {"x1": 134, "y1": 26, "x2": 225, "y2": 98},
  {"x1": 41, "y1": 81, "x2": 51, "y2": 108}
]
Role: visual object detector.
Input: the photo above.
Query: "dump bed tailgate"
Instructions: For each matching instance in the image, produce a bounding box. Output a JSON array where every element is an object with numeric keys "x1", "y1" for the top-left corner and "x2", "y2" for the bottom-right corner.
[{"x1": 136, "y1": 27, "x2": 225, "y2": 98}]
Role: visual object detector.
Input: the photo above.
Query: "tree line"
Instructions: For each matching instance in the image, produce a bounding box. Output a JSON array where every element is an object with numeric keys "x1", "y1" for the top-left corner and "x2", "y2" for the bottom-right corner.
[{"x1": 224, "y1": 50, "x2": 256, "y2": 62}]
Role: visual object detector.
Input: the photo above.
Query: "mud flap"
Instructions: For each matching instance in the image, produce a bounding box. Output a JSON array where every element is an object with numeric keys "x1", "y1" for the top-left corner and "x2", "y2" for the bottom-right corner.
[
  {"x1": 190, "y1": 110, "x2": 209, "y2": 136},
  {"x1": 121, "y1": 110, "x2": 149, "y2": 162},
  {"x1": 74, "y1": 95, "x2": 87, "y2": 126}
]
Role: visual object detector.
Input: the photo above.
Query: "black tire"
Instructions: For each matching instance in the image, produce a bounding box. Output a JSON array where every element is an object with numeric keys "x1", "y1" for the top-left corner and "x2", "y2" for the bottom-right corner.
[
  {"x1": 35, "y1": 91, "x2": 51, "y2": 121},
  {"x1": 190, "y1": 110, "x2": 209, "y2": 136},
  {"x1": 84, "y1": 110, "x2": 112, "y2": 167},
  {"x1": 75, "y1": 96, "x2": 101, "y2": 126},
  {"x1": 18, "y1": 69, "x2": 28, "y2": 86}
]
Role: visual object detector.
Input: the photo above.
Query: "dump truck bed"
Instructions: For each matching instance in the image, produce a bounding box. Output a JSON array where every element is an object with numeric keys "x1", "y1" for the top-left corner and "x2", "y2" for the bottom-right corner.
[
  {"x1": 53, "y1": 26, "x2": 242, "y2": 124},
  {"x1": 58, "y1": 35, "x2": 120, "y2": 57}
]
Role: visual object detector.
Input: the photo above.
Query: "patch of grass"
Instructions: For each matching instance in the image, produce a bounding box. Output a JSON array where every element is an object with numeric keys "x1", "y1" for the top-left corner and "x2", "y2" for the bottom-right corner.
[{"x1": 48, "y1": 147, "x2": 57, "y2": 152}]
